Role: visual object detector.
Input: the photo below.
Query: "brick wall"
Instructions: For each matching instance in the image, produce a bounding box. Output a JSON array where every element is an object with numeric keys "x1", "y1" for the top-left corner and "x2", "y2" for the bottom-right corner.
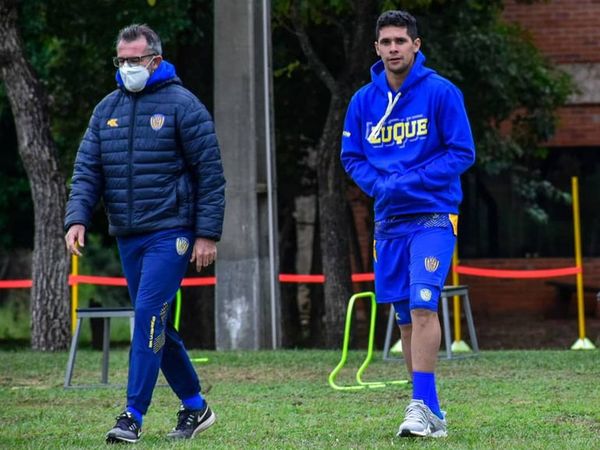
[
  {"x1": 503, "y1": 0, "x2": 600, "y2": 148},
  {"x1": 549, "y1": 105, "x2": 600, "y2": 147},
  {"x1": 503, "y1": 0, "x2": 600, "y2": 64}
]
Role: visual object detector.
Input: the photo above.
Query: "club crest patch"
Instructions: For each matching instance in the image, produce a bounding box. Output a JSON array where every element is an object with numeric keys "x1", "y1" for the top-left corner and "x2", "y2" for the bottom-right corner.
[
  {"x1": 150, "y1": 113, "x2": 165, "y2": 131},
  {"x1": 420, "y1": 288, "x2": 432, "y2": 302},
  {"x1": 175, "y1": 237, "x2": 190, "y2": 256},
  {"x1": 424, "y1": 256, "x2": 440, "y2": 272}
]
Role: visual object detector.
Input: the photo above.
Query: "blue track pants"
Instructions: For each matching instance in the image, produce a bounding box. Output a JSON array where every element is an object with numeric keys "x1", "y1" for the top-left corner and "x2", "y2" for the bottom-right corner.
[{"x1": 117, "y1": 228, "x2": 201, "y2": 414}]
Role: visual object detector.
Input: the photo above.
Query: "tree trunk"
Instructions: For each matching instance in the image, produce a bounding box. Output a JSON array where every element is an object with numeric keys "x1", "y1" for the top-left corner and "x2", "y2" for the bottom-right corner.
[
  {"x1": 286, "y1": 0, "x2": 377, "y2": 348},
  {"x1": 278, "y1": 205, "x2": 302, "y2": 347},
  {"x1": 316, "y1": 96, "x2": 353, "y2": 347},
  {"x1": 0, "y1": 0, "x2": 70, "y2": 350}
]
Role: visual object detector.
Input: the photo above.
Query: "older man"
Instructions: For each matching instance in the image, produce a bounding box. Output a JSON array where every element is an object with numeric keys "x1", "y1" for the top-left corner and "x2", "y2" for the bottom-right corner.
[{"x1": 65, "y1": 24, "x2": 225, "y2": 443}]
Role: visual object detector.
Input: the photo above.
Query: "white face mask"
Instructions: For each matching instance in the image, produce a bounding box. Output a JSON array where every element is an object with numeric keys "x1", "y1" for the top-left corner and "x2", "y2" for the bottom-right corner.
[{"x1": 119, "y1": 58, "x2": 154, "y2": 92}]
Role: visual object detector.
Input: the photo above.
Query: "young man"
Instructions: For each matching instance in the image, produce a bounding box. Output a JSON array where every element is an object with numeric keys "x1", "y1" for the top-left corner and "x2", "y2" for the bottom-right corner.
[
  {"x1": 341, "y1": 10, "x2": 475, "y2": 438},
  {"x1": 65, "y1": 24, "x2": 225, "y2": 443}
]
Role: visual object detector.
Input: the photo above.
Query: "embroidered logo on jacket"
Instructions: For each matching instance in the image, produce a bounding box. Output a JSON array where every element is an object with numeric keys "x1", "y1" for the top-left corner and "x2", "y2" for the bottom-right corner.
[
  {"x1": 106, "y1": 118, "x2": 118, "y2": 127},
  {"x1": 424, "y1": 256, "x2": 440, "y2": 273},
  {"x1": 150, "y1": 114, "x2": 165, "y2": 131},
  {"x1": 176, "y1": 237, "x2": 190, "y2": 256}
]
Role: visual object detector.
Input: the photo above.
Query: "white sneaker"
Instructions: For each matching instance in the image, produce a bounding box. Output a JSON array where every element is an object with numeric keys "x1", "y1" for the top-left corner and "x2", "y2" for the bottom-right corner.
[{"x1": 397, "y1": 399, "x2": 447, "y2": 438}]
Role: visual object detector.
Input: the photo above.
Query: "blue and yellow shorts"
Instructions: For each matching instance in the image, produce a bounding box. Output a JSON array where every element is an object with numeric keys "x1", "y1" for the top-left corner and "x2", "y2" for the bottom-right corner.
[{"x1": 373, "y1": 213, "x2": 457, "y2": 325}]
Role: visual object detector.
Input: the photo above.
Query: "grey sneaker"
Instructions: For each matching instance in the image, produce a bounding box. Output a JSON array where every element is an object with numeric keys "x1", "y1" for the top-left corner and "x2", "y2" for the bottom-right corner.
[
  {"x1": 397, "y1": 399, "x2": 447, "y2": 438},
  {"x1": 106, "y1": 411, "x2": 142, "y2": 444},
  {"x1": 166, "y1": 404, "x2": 216, "y2": 439}
]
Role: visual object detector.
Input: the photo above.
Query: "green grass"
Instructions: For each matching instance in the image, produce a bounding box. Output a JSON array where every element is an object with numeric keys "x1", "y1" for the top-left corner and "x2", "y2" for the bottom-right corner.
[{"x1": 1, "y1": 349, "x2": 600, "y2": 449}]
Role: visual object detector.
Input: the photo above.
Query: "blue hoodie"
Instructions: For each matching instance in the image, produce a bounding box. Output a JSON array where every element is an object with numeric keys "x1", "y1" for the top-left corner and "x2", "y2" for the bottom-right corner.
[{"x1": 341, "y1": 51, "x2": 475, "y2": 221}]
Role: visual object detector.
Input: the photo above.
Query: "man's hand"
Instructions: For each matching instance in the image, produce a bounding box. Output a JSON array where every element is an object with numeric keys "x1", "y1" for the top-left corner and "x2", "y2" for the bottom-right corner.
[
  {"x1": 190, "y1": 237, "x2": 217, "y2": 272},
  {"x1": 65, "y1": 224, "x2": 86, "y2": 256}
]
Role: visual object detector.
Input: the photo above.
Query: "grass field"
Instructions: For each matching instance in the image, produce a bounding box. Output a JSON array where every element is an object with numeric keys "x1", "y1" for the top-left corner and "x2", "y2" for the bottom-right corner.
[{"x1": 1, "y1": 348, "x2": 600, "y2": 449}]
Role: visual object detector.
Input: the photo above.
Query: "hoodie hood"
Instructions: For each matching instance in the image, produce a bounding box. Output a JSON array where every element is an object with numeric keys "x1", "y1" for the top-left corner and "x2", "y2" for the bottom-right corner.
[
  {"x1": 115, "y1": 59, "x2": 178, "y2": 92},
  {"x1": 370, "y1": 50, "x2": 435, "y2": 94},
  {"x1": 367, "y1": 51, "x2": 435, "y2": 143}
]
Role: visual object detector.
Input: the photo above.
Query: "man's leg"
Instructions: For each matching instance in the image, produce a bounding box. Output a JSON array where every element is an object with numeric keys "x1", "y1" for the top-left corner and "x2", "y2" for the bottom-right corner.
[
  {"x1": 399, "y1": 324, "x2": 413, "y2": 378},
  {"x1": 410, "y1": 308, "x2": 441, "y2": 373},
  {"x1": 162, "y1": 312, "x2": 216, "y2": 440},
  {"x1": 392, "y1": 300, "x2": 413, "y2": 378},
  {"x1": 398, "y1": 224, "x2": 454, "y2": 438},
  {"x1": 163, "y1": 318, "x2": 216, "y2": 440},
  {"x1": 126, "y1": 229, "x2": 195, "y2": 416},
  {"x1": 410, "y1": 305, "x2": 443, "y2": 420},
  {"x1": 105, "y1": 233, "x2": 150, "y2": 443},
  {"x1": 160, "y1": 315, "x2": 201, "y2": 402}
]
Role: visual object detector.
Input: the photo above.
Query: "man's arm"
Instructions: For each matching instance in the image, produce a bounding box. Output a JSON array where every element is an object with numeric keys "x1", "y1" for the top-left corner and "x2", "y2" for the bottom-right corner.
[
  {"x1": 178, "y1": 100, "x2": 226, "y2": 240},
  {"x1": 340, "y1": 96, "x2": 384, "y2": 197},
  {"x1": 64, "y1": 110, "x2": 104, "y2": 254},
  {"x1": 178, "y1": 99, "x2": 225, "y2": 271}
]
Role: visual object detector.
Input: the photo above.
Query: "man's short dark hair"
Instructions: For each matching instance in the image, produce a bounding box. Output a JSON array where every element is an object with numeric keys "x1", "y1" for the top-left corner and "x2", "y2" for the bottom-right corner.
[
  {"x1": 116, "y1": 24, "x2": 162, "y2": 55},
  {"x1": 375, "y1": 10, "x2": 418, "y2": 41}
]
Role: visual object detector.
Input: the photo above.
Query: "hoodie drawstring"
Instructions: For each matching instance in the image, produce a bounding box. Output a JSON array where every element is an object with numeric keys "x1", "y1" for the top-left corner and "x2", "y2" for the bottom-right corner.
[{"x1": 367, "y1": 91, "x2": 401, "y2": 143}]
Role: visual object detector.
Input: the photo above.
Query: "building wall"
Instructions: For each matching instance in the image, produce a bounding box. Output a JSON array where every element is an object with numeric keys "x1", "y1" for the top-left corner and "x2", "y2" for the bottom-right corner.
[{"x1": 503, "y1": 0, "x2": 600, "y2": 147}]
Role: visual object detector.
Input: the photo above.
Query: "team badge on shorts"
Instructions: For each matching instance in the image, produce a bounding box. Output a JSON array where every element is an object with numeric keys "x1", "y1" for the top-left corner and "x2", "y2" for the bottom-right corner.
[
  {"x1": 420, "y1": 288, "x2": 432, "y2": 302},
  {"x1": 424, "y1": 256, "x2": 440, "y2": 272},
  {"x1": 150, "y1": 113, "x2": 165, "y2": 130},
  {"x1": 175, "y1": 237, "x2": 190, "y2": 256}
]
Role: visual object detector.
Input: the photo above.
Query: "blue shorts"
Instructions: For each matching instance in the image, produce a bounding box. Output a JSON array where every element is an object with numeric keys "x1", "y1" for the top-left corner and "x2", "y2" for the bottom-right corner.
[{"x1": 373, "y1": 214, "x2": 457, "y2": 321}]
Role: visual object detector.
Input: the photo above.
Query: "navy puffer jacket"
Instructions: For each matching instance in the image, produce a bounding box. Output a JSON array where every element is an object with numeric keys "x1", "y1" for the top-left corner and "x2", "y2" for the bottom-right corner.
[{"x1": 65, "y1": 61, "x2": 225, "y2": 240}]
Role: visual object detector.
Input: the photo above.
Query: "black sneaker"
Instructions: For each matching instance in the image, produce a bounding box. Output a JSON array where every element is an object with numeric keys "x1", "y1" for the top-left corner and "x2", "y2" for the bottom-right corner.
[
  {"x1": 166, "y1": 404, "x2": 216, "y2": 439},
  {"x1": 106, "y1": 411, "x2": 142, "y2": 444}
]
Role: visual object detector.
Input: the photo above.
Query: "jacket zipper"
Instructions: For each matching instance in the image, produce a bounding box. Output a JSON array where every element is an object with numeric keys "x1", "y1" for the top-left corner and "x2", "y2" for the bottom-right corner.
[{"x1": 127, "y1": 97, "x2": 138, "y2": 229}]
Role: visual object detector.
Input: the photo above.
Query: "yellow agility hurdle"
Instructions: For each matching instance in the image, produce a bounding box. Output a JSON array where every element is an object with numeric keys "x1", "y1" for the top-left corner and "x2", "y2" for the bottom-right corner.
[{"x1": 328, "y1": 291, "x2": 409, "y2": 391}]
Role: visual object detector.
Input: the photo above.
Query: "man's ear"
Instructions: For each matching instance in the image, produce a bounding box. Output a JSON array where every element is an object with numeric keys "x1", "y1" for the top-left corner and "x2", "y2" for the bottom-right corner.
[
  {"x1": 374, "y1": 41, "x2": 380, "y2": 57},
  {"x1": 413, "y1": 37, "x2": 421, "y2": 52},
  {"x1": 151, "y1": 55, "x2": 163, "y2": 70}
]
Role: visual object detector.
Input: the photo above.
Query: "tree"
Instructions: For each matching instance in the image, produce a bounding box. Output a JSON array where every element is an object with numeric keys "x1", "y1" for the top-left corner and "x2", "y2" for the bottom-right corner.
[
  {"x1": 273, "y1": 0, "x2": 572, "y2": 346},
  {"x1": 274, "y1": 0, "x2": 382, "y2": 347},
  {"x1": 0, "y1": 0, "x2": 69, "y2": 350}
]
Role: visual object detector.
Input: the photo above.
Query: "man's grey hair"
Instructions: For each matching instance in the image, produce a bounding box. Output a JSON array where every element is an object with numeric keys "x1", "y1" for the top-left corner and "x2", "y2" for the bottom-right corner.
[{"x1": 116, "y1": 24, "x2": 162, "y2": 55}]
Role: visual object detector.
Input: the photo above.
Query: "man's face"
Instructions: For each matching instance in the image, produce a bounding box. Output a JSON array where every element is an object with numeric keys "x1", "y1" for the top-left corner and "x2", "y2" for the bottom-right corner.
[
  {"x1": 375, "y1": 26, "x2": 420, "y2": 76},
  {"x1": 116, "y1": 36, "x2": 162, "y2": 72}
]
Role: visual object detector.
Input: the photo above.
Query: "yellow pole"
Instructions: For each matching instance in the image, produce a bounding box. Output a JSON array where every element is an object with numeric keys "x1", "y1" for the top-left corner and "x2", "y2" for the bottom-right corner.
[
  {"x1": 452, "y1": 244, "x2": 462, "y2": 341},
  {"x1": 71, "y1": 254, "x2": 79, "y2": 333},
  {"x1": 571, "y1": 176, "x2": 585, "y2": 340}
]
